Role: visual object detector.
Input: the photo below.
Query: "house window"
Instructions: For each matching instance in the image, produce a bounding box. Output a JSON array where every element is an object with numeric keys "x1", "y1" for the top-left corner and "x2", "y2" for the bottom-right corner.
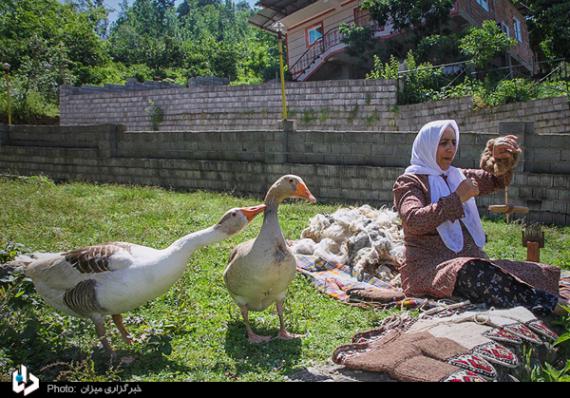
[
  {"x1": 306, "y1": 23, "x2": 323, "y2": 47},
  {"x1": 499, "y1": 21, "x2": 510, "y2": 37},
  {"x1": 513, "y1": 17, "x2": 522, "y2": 42},
  {"x1": 476, "y1": 0, "x2": 489, "y2": 12}
]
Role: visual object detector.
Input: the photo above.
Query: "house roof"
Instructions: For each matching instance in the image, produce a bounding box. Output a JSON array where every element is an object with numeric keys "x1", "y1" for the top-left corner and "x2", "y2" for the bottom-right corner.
[{"x1": 249, "y1": 0, "x2": 319, "y2": 34}]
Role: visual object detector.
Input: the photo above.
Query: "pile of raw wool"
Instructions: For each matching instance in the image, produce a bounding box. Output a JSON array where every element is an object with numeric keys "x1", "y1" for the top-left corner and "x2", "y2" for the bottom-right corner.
[{"x1": 291, "y1": 205, "x2": 404, "y2": 286}]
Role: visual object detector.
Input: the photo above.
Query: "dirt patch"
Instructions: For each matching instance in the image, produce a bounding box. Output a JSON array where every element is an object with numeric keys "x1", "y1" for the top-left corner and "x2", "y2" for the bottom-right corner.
[{"x1": 286, "y1": 361, "x2": 395, "y2": 382}]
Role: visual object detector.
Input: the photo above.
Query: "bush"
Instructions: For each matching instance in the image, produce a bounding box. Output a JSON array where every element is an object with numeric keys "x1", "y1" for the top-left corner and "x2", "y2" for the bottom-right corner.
[
  {"x1": 368, "y1": 51, "x2": 444, "y2": 104},
  {"x1": 366, "y1": 54, "x2": 399, "y2": 80},
  {"x1": 399, "y1": 51, "x2": 445, "y2": 104},
  {"x1": 76, "y1": 63, "x2": 128, "y2": 85},
  {"x1": 536, "y1": 80, "x2": 569, "y2": 99},
  {"x1": 0, "y1": 76, "x2": 59, "y2": 124},
  {"x1": 486, "y1": 78, "x2": 538, "y2": 106},
  {"x1": 428, "y1": 77, "x2": 484, "y2": 100}
]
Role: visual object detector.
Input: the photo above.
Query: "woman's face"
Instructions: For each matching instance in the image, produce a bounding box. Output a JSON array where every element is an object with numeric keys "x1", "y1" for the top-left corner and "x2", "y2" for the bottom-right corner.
[{"x1": 437, "y1": 127, "x2": 457, "y2": 171}]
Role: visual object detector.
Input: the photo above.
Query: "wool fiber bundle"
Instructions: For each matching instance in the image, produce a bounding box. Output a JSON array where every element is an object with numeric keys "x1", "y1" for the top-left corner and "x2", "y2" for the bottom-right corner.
[
  {"x1": 480, "y1": 136, "x2": 519, "y2": 176},
  {"x1": 292, "y1": 205, "x2": 404, "y2": 285}
]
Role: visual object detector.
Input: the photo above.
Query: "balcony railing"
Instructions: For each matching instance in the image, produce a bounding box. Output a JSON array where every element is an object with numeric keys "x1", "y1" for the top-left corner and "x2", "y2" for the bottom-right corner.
[{"x1": 289, "y1": 13, "x2": 381, "y2": 80}]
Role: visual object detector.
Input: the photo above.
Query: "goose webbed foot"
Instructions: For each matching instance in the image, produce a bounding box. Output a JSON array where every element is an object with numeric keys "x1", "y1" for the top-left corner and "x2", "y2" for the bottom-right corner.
[
  {"x1": 239, "y1": 305, "x2": 272, "y2": 344},
  {"x1": 277, "y1": 329, "x2": 303, "y2": 340},
  {"x1": 247, "y1": 332, "x2": 273, "y2": 344},
  {"x1": 275, "y1": 299, "x2": 303, "y2": 340}
]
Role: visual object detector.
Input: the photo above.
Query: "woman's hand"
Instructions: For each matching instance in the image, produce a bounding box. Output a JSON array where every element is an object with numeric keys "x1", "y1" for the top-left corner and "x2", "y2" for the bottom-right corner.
[
  {"x1": 493, "y1": 135, "x2": 522, "y2": 159},
  {"x1": 455, "y1": 178, "x2": 479, "y2": 203}
]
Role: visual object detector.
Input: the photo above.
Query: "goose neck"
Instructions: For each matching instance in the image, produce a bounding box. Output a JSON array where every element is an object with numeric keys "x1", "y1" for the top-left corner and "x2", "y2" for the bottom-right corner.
[{"x1": 165, "y1": 226, "x2": 226, "y2": 263}]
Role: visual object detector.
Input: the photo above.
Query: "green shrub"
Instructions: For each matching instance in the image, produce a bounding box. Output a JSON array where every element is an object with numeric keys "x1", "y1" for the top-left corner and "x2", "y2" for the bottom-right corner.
[
  {"x1": 367, "y1": 55, "x2": 399, "y2": 80},
  {"x1": 367, "y1": 51, "x2": 445, "y2": 104},
  {"x1": 0, "y1": 86, "x2": 59, "y2": 124},
  {"x1": 536, "y1": 80, "x2": 569, "y2": 99},
  {"x1": 486, "y1": 78, "x2": 538, "y2": 106},
  {"x1": 123, "y1": 64, "x2": 154, "y2": 83},
  {"x1": 146, "y1": 100, "x2": 164, "y2": 131},
  {"x1": 399, "y1": 51, "x2": 445, "y2": 104}
]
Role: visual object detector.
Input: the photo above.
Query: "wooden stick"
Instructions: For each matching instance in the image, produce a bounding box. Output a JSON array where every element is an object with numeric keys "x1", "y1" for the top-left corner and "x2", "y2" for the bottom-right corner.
[
  {"x1": 488, "y1": 205, "x2": 529, "y2": 214},
  {"x1": 505, "y1": 187, "x2": 510, "y2": 223}
]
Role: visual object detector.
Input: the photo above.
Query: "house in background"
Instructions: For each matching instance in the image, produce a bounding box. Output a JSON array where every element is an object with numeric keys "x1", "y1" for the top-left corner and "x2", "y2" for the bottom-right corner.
[{"x1": 249, "y1": 0, "x2": 534, "y2": 81}]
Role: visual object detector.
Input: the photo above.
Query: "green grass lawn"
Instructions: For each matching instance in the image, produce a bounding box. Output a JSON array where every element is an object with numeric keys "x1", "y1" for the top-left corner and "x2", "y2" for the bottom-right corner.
[{"x1": 1, "y1": 175, "x2": 569, "y2": 382}]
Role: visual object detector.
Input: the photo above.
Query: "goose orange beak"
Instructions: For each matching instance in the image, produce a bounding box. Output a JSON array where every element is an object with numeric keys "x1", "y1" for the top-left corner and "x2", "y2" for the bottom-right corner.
[
  {"x1": 240, "y1": 204, "x2": 267, "y2": 221},
  {"x1": 295, "y1": 183, "x2": 317, "y2": 203}
]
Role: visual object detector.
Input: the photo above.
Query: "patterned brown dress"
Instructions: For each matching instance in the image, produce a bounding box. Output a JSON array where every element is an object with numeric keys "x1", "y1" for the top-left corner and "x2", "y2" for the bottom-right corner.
[{"x1": 393, "y1": 169, "x2": 561, "y2": 301}]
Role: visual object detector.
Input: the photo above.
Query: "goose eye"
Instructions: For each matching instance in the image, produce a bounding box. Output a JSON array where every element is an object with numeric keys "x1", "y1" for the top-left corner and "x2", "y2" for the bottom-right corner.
[
  {"x1": 231, "y1": 212, "x2": 236, "y2": 217},
  {"x1": 289, "y1": 179, "x2": 294, "y2": 183}
]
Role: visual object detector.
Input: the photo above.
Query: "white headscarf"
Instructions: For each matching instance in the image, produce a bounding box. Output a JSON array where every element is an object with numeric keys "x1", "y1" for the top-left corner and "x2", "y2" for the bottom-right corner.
[{"x1": 405, "y1": 120, "x2": 486, "y2": 253}]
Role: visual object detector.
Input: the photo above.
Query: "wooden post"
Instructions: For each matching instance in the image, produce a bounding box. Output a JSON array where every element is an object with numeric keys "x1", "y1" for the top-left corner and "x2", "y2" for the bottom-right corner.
[
  {"x1": 522, "y1": 224, "x2": 544, "y2": 263},
  {"x1": 526, "y1": 241, "x2": 540, "y2": 262}
]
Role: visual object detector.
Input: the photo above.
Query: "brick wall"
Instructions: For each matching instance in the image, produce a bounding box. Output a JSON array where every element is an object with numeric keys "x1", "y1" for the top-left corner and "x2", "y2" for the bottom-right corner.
[{"x1": 1, "y1": 123, "x2": 569, "y2": 225}]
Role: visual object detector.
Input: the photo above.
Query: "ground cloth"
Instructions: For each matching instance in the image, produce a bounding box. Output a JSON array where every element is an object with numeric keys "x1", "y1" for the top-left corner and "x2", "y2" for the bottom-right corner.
[
  {"x1": 296, "y1": 253, "x2": 570, "y2": 309},
  {"x1": 295, "y1": 254, "x2": 428, "y2": 309}
]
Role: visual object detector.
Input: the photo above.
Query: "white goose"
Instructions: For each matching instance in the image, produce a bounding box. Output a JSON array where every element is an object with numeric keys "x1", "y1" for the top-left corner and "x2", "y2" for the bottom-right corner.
[
  {"x1": 5, "y1": 205, "x2": 266, "y2": 352},
  {"x1": 224, "y1": 175, "x2": 317, "y2": 343}
]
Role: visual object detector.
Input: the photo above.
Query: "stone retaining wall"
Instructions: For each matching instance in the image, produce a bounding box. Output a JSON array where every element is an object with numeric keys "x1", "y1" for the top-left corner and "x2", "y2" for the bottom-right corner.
[
  {"x1": 60, "y1": 80, "x2": 398, "y2": 131},
  {"x1": 1, "y1": 122, "x2": 569, "y2": 225},
  {"x1": 60, "y1": 80, "x2": 570, "y2": 140}
]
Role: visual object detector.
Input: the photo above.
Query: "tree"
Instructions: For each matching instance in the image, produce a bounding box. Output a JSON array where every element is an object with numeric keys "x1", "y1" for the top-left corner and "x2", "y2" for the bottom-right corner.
[
  {"x1": 340, "y1": 0, "x2": 455, "y2": 70},
  {"x1": 459, "y1": 20, "x2": 516, "y2": 69},
  {"x1": 0, "y1": 0, "x2": 107, "y2": 80},
  {"x1": 514, "y1": 0, "x2": 570, "y2": 62},
  {"x1": 63, "y1": 0, "x2": 109, "y2": 37},
  {"x1": 360, "y1": 0, "x2": 454, "y2": 43},
  {"x1": 0, "y1": 0, "x2": 109, "y2": 122},
  {"x1": 107, "y1": 0, "x2": 277, "y2": 83},
  {"x1": 107, "y1": 0, "x2": 184, "y2": 71}
]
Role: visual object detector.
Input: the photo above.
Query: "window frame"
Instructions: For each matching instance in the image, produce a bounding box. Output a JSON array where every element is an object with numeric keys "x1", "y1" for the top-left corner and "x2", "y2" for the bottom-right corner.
[
  {"x1": 305, "y1": 22, "x2": 324, "y2": 48},
  {"x1": 476, "y1": 0, "x2": 489, "y2": 12},
  {"x1": 500, "y1": 21, "x2": 510, "y2": 38},
  {"x1": 513, "y1": 17, "x2": 522, "y2": 43}
]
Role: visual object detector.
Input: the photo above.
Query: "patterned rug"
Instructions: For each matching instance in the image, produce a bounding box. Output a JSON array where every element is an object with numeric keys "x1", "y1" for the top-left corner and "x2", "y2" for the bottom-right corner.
[
  {"x1": 297, "y1": 254, "x2": 570, "y2": 308},
  {"x1": 295, "y1": 254, "x2": 428, "y2": 309},
  {"x1": 332, "y1": 306, "x2": 560, "y2": 382}
]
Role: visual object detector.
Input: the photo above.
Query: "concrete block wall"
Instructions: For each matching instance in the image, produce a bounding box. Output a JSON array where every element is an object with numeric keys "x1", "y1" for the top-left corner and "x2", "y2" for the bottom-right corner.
[
  {"x1": 60, "y1": 78, "x2": 570, "y2": 142},
  {"x1": 60, "y1": 80, "x2": 398, "y2": 132},
  {"x1": 1, "y1": 123, "x2": 569, "y2": 225},
  {"x1": 397, "y1": 96, "x2": 570, "y2": 137}
]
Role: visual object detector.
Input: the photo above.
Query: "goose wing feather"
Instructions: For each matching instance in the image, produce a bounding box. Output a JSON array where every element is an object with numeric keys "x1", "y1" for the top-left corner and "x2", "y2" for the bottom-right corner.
[{"x1": 24, "y1": 242, "x2": 139, "y2": 290}]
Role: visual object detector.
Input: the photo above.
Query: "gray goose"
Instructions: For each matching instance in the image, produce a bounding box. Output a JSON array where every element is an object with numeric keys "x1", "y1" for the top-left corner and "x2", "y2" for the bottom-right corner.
[
  {"x1": 223, "y1": 175, "x2": 317, "y2": 343},
  {"x1": 4, "y1": 205, "x2": 266, "y2": 352}
]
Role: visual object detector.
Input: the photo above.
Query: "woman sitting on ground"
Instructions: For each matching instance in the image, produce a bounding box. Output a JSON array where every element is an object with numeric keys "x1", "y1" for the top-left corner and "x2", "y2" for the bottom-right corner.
[{"x1": 393, "y1": 119, "x2": 567, "y2": 316}]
